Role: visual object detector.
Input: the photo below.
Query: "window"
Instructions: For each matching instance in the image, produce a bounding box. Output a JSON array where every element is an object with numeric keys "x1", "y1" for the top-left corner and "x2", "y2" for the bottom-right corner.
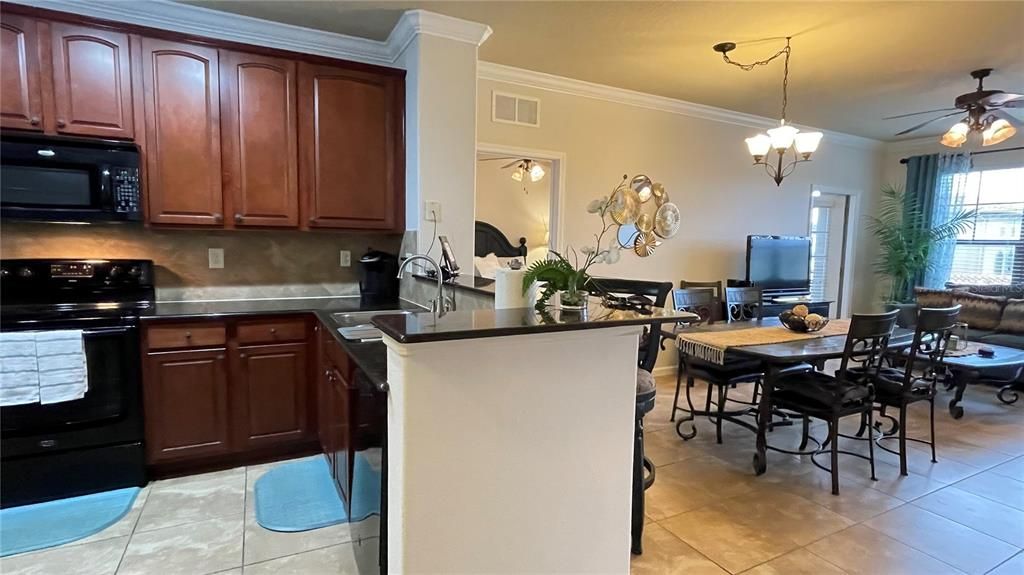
[
  {"x1": 949, "y1": 167, "x2": 1024, "y2": 286},
  {"x1": 809, "y1": 205, "x2": 830, "y2": 300}
]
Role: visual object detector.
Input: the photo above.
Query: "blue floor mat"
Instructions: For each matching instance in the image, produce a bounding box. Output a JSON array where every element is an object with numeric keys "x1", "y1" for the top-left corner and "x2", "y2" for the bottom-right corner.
[
  {"x1": 254, "y1": 453, "x2": 381, "y2": 532},
  {"x1": 0, "y1": 487, "x2": 140, "y2": 557}
]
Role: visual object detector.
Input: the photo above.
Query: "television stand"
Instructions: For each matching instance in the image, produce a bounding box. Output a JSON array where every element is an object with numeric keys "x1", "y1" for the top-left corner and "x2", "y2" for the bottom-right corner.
[{"x1": 761, "y1": 299, "x2": 833, "y2": 319}]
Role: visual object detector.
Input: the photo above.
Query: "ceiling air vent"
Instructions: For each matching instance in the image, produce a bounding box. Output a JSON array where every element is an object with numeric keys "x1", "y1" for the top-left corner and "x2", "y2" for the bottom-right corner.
[{"x1": 492, "y1": 91, "x2": 540, "y2": 127}]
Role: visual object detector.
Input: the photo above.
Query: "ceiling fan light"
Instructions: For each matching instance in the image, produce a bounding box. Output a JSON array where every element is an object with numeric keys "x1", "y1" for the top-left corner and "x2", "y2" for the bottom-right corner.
[
  {"x1": 529, "y1": 162, "x2": 546, "y2": 182},
  {"x1": 940, "y1": 122, "x2": 970, "y2": 148},
  {"x1": 745, "y1": 134, "x2": 771, "y2": 160},
  {"x1": 511, "y1": 165, "x2": 525, "y2": 182},
  {"x1": 767, "y1": 122, "x2": 799, "y2": 150},
  {"x1": 794, "y1": 131, "x2": 823, "y2": 159},
  {"x1": 982, "y1": 119, "x2": 1016, "y2": 146}
]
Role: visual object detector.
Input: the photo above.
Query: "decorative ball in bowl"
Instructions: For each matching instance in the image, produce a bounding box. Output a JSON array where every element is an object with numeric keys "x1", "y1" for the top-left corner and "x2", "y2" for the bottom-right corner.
[{"x1": 778, "y1": 304, "x2": 830, "y2": 332}]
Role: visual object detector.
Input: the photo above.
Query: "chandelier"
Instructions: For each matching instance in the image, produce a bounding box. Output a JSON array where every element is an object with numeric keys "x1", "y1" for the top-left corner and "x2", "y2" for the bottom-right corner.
[{"x1": 713, "y1": 37, "x2": 823, "y2": 186}]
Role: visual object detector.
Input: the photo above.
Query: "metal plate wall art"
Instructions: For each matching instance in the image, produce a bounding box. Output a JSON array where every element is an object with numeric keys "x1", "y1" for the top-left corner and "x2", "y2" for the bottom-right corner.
[
  {"x1": 636, "y1": 212, "x2": 654, "y2": 233},
  {"x1": 609, "y1": 187, "x2": 640, "y2": 225},
  {"x1": 633, "y1": 231, "x2": 658, "y2": 257},
  {"x1": 652, "y1": 183, "x2": 669, "y2": 206},
  {"x1": 631, "y1": 175, "x2": 654, "y2": 203},
  {"x1": 617, "y1": 222, "x2": 640, "y2": 249},
  {"x1": 654, "y1": 203, "x2": 681, "y2": 239}
]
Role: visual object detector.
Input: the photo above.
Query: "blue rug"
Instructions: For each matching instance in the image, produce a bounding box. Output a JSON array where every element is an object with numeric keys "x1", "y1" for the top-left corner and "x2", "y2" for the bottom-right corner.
[
  {"x1": 254, "y1": 454, "x2": 381, "y2": 532},
  {"x1": 0, "y1": 487, "x2": 140, "y2": 557}
]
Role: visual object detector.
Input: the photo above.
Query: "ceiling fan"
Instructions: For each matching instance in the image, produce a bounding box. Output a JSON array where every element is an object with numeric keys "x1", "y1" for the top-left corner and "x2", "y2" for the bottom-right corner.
[
  {"x1": 886, "y1": 68, "x2": 1022, "y2": 147},
  {"x1": 478, "y1": 157, "x2": 546, "y2": 183}
]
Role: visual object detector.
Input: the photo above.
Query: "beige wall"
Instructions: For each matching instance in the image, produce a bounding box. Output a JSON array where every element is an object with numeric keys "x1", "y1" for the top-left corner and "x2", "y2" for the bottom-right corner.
[
  {"x1": 475, "y1": 157, "x2": 551, "y2": 262},
  {"x1": 477, "y1": 78, "x2": 884, "y2": 309},
  {"x1": 0, "y1": 223, "x2": 401, "y2": 301}
]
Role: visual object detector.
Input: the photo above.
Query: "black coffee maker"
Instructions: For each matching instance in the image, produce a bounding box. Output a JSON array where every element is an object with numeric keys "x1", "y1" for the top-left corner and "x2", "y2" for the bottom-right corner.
[{"x1": 359, "y1": 250, "x2": 400, "y2": 304}]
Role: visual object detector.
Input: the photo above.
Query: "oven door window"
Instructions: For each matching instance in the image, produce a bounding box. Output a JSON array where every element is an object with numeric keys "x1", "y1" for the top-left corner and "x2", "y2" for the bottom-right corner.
[
  {"x1": 1, "y1": 164, "x2": 98, "y2": 209},
  {"x1": 0, "y1": 327, "x2": 139, "y2": 434}
]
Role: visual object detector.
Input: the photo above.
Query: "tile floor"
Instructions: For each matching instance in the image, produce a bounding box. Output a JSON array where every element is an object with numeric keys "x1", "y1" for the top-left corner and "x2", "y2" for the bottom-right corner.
[{"x1": 1, "y1": 375, "x2": 1021, "y2": 574}]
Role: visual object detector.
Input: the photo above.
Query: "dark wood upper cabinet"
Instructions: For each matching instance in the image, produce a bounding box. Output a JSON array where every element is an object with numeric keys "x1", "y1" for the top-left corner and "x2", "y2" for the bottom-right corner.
[
  {"x1": 298, "y1": 62, "x2": 404, "y2": 231},
  {"x1": 234, "y1": 342, "x2": 310, "y2": 449},
  {"x1": 49, "y1": 22, "x2": 133, "y2": 139},
  {"x1": 0, "y1": 14, "x2": 44, "y2": 132},
  {"x1": 140, "y1": 38, "x2": 223, "y2": 226},
  {"x1": 143, "y1": 348, "x2": 231, "y2": 463},
  {"x1": 220, "y1": 51, "x2": 299, "y2": 228}
]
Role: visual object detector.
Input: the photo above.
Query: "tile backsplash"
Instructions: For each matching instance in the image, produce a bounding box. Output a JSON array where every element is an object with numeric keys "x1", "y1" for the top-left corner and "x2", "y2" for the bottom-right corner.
[{"x1": 1, "y1": 222, "x2": 402, "y2": 301}]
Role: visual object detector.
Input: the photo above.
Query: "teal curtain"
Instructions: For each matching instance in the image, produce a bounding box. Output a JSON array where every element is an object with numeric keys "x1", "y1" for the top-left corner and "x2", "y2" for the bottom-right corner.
[{"x1": 903, "y1": 153, "x2": 971, "y2": 294}]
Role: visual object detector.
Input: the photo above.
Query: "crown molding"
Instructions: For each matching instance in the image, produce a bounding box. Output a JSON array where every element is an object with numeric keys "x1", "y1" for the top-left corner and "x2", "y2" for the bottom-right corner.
[
  {"x1": 478, "y1": 61, "x2": 883, "y2": 151},
  {"x1": 388, "y1": 9, "x2": 492, "y2": 59},
  {"x1": 12, "y1": 1, "x2": 491, "y2": 66}
]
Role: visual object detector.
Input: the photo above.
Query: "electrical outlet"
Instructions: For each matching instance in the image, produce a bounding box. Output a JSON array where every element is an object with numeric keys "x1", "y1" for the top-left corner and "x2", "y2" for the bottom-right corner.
[
  {"x1": 424, "y1": 200, "x2": 442, "y2": 222},
  {"x1": 208, "y1": 248, "x2": 224, "y2": 269},
  {"x1": 339, "y1": 250, "x2": 351, "y2": 267}
]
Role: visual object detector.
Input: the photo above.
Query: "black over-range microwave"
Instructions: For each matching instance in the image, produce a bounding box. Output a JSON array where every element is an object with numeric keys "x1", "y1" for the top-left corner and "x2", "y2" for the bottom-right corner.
[{"x1": 1, "y1": 134, "x2": 141, "y2": 223}]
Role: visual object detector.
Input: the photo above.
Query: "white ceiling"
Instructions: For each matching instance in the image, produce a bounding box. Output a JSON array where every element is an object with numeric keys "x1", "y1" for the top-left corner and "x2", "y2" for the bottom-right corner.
[{"x1": 185, "y1": 1, "x2": 1024, "y2": 141}]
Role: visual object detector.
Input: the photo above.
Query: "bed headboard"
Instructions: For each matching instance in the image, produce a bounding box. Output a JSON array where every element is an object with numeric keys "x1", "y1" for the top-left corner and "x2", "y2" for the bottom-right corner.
[{"x1": 475, "y1": 221, "x2": 528, "y2": 259}]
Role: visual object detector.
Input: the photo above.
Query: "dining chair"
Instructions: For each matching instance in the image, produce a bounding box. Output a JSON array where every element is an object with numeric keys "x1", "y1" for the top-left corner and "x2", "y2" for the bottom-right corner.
[
  {"x1": 770, "y1": 310, "x2": 899, "y2": 495},
  {"x1": 871, "y1": 306, "x2": 960, "y2": 475},
  {"x1": 589, "y1": 277, "x2": 673, "y2": 555},
  {"x1": 724, "y1": 286, "x2": 763, "y2": 322},
  {"x1": 671, "y1": 288, "x2": 716, "y2": 324},
  {"x1": 679, "y1": 280, "x2": 723, "y2": 320}
]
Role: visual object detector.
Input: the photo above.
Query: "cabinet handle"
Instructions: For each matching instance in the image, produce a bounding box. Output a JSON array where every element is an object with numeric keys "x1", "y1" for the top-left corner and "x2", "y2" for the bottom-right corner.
[
  {"x1": 270, "y1": 328, "x2": 277, "y2": 334},
  {"x1": 234, "y1": 213, "x2": 243, "y2": 223},
  {"x1": 216, "y1": 354, "x2": 225, "y2": 360},
  {"x1": 56, "y1": 119, "x2": 66, "y2": 128},
  {"x1": 239, "y1": 353, "x2": 247, "y2": 359},
  {"x1": 184, "y1": 332, "x2": 192, "y2": 339},
  {"x1": 29, "y1": 116, "x2": 40, "y2": 125},
  {"x1": 213, "y1": 213, "x2": 223, "y2": 222}
]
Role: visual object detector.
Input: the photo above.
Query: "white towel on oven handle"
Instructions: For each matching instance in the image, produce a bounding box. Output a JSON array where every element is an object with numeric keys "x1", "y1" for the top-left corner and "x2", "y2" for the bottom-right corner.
[
  {"x1": 34, "y1": 330, "x2": 89, "y2": 405},
  {"x1": 0, "y1": 332, "x2": 41, "y2": 406}
]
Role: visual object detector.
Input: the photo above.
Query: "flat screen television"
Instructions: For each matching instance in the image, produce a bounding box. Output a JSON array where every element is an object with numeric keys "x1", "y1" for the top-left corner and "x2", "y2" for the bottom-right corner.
[{"x1": 745, "y1": 235, "x2": 811, "y2": 294}]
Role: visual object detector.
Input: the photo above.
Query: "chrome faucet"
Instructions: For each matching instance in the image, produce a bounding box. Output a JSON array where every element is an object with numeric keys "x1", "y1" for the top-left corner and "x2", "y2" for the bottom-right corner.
[{"x1": 396, "y1": 255, "x2": 452, "y2": 316}]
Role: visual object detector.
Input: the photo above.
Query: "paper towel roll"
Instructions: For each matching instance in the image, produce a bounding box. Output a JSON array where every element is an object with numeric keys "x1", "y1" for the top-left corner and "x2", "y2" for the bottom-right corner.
[{"x1": 494, "y1": 267, "x2": 528, "y2": 309}]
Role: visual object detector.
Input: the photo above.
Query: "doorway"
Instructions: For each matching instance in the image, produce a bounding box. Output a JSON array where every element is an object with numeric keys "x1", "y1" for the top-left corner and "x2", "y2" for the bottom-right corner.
[{"x1": 809, "y1": 190, "x2": 852, "y2": 318}]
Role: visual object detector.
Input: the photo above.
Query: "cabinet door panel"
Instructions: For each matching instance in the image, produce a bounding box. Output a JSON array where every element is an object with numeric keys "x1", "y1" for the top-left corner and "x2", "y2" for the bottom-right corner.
[
  {"x1": 330, "y1": 370, "x2": 351, "y2": 509},
  {"x1": 0, "y1": 14, "x2": 43, "y2": 131},
  {"x1": 144, "y1": 349, "x2": 230, "y2": 463},
  {"x1": 235, "y1": 342, "x2": 309, "y2": 449},
  {"x1": 221, "y1": 51, "x2": 298, "y2": 228},
  {"x1": 140, "y1": 38, "x2": 223, "y2": 225},
  {"x1": 298, "y1": 62, "x2": 402, "y2": 231},
  {"x1": 50, "y1": 22, "x2": 133, "y2": 138}
]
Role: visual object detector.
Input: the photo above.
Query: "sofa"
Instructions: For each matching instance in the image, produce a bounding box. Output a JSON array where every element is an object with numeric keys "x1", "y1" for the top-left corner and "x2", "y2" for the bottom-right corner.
[{"x1": 895, "y1": 284, "x2": 1024, "y2": 350}]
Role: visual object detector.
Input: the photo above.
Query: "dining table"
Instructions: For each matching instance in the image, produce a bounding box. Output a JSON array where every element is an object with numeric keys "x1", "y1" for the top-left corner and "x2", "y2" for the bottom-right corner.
[{"x1": 663, "y1": 317, "x2": 915, "y2": 476}]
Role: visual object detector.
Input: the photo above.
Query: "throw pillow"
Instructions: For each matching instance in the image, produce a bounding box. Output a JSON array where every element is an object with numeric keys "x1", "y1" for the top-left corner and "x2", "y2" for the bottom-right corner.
[
  {"x1": 997, "y1": 299, "x2": 1024, "y2": 334},
  {"x1": 914, "y1": 287, "x2": 953, "y2": 308},
  {"x1": 952, "y1": 292, "x2": 1008, "y2": 331}
]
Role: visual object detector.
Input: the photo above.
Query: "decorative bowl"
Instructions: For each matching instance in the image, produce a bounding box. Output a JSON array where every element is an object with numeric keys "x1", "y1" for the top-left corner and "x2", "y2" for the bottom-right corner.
[{"x1": 778, "y1": 311, "x2": 830, "y2": 333}]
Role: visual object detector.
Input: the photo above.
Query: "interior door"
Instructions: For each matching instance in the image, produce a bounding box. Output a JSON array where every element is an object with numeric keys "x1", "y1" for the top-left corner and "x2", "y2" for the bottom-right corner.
[
  {"x1": 50, "y1": 22, "x2": 134, "y2": 139},
  {"x1": 140, "y1": 38, "x2": 223, "y2": 226},
  {"x1": 220, "y1": 50, "x2": 298, "y2": 228},
  {"x1": 0, "y1": 14, "x2": 44, "y2": 131},
  {"x1": 809, "y1": 193, "x2": 850, "y2": 317}
]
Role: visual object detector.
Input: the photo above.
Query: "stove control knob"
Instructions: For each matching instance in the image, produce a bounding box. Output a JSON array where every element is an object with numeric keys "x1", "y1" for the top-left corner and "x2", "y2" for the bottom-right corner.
[
  {"x1": 109, "y1": 265, "x2": 123, "y2": 278},
  {"x1": 0, "y1": 268, "x2": 9, "y2": 278},
  {"x1": 128, "y1": 266, "x2": 143, "y2": 278},
  {"x1": 17, "y1": 267, "x2": 33, "y2": 278}
]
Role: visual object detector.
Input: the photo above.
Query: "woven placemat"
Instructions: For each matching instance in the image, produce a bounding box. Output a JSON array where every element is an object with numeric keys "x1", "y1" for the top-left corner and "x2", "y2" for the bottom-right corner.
[{"x1": 677, "y1": 319, "x2": 851, "y2": 365}]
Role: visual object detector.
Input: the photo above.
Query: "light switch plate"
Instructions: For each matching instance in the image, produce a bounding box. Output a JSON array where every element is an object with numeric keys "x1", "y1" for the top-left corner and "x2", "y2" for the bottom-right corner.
[
  {"x1": 339, "y1": 250, "x2": 351, "y2": 267},
  {"x1": 424, "y1": 200, "x2": 442, "y2": 222},
  {"x1": 208, "y1": 248, "x2": 224, "y2": 269}
]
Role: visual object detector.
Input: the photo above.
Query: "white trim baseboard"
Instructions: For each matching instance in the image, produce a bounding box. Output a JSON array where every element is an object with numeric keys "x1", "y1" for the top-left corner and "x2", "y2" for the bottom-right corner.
[
  {"x1": 12, "y1": 1, "x2": 491, "y2": 66},
  {"x1": 478, "y1": 61, "x2": 883, "y2": 151}
]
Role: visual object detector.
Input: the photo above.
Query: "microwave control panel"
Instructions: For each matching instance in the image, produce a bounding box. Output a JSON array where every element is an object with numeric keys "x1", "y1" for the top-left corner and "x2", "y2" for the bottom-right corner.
[{"x1": 112, "y1": 167, "x2": 141, "y2": 214}]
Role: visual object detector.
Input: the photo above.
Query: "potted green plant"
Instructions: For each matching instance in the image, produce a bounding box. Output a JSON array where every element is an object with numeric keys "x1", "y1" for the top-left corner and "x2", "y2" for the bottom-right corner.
[
  {"x1": 521, "y1": 194, "x2": 622, "y2": 310},
  {"x1": 866, "y1": 184, "x2": 974, "y2": 304}
]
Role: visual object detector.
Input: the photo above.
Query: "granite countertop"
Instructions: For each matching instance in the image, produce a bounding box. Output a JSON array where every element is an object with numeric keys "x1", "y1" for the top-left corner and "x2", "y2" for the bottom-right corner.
[
  {"x1": 413, "y1": 270, "x2": 497, "y2": 292},
  {"x1": 142, "y1": 296, "x2": 423, "y2": 320},
  {"x1": 373, "y1": 302, "x2": 697, "y2": 344}
]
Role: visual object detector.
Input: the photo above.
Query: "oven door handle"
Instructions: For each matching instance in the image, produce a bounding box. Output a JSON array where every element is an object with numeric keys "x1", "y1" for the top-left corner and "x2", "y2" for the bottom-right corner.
[{"x1": 83, "y1": 325, "x2": 136, "y2": 336}]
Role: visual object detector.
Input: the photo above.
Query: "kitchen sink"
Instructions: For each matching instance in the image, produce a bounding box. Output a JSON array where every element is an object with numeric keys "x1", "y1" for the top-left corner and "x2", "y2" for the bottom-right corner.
[{"x1": 330, "y1": 309, "x2": 415, "y2": 327}]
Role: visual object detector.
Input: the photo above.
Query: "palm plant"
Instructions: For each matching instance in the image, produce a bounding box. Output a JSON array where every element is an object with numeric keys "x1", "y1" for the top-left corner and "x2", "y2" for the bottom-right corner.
[{"x1": 866, "y1": 184, "x2": 975, "y2": 303}]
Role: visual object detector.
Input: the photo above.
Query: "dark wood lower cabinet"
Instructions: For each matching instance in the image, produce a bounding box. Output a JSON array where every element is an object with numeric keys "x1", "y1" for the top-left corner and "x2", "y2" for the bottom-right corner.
[
  {"x1": 234, "y1": 342, "x2": 310, "y2": 450},
  {"x1": 143, "y1": 348, "x2": 231, "y2": 463},
  {"x1": 142, "y1": 315, "x2": 317, "y2": 473}
]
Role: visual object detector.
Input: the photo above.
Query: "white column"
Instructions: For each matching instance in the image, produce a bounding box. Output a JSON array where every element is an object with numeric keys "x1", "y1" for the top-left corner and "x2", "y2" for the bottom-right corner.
[
  {"x1": 384, "y1": 327, "x2": 641, "y2": 573},
  {"x1": 392, "y1": 12, "x2": 491, "y2": 268}
]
